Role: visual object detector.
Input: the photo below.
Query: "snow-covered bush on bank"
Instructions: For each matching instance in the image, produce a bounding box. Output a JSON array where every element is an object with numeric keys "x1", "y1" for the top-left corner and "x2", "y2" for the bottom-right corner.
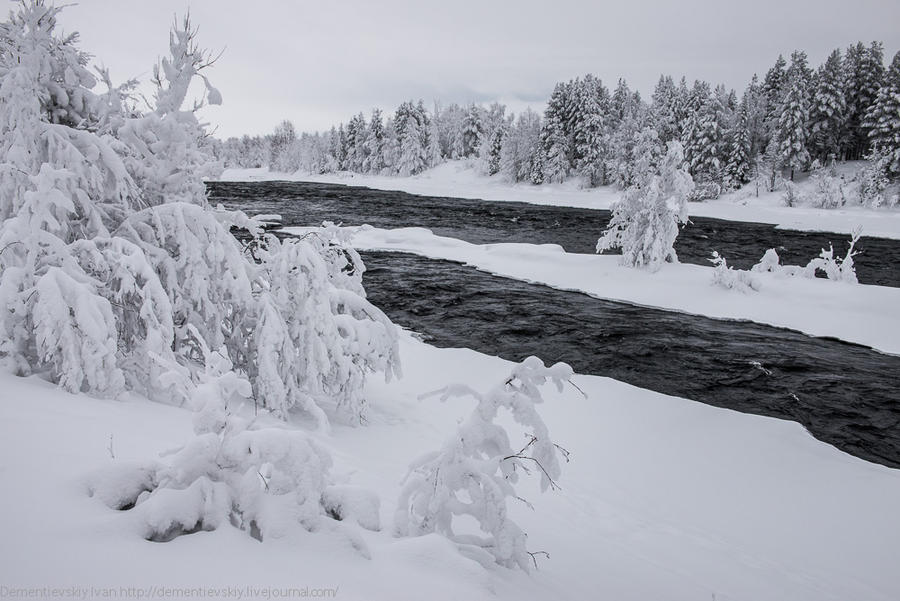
[
  {"x1": 0, "y1": 2, "x2": 399, "y2": 427},
  {"x1": 252, "y1": 226, "x2": 400, "y2": 428},
  {"x1": 395, "y1": 356, "x2": 572, "y2": 571},
  {"x1": 751, "y1": 229, "x2": 861, "y2": 283},
  {"x1": 88, "y1": 347, "x2": 336, "y2": 544},
  {"x1": 709, "y1": 252, "x2": 761, "y2": 292},
  {"x1": 596, "y1": 141, "x2": 694, "y2": 271}
]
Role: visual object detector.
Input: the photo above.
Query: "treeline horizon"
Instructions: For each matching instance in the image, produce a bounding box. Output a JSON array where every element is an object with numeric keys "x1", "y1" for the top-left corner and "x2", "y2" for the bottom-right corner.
[{"x1": 212, "y1": 40, "x2": 900, "y2": 198}]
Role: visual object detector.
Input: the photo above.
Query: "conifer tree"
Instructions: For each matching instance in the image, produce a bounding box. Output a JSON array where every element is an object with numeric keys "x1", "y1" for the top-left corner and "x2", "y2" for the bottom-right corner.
[
  {"x1": 865, "y1": 51, "x2": 900, "y2": 178},
  {"x1": 761, "y1": 54, "x2": 788, "y2": 146},
  {"x1": 809, "y1": 49, "x2": 846, "y2": 161},
  {"x1": 573, "y1": 74, "x2": 610, "y2": 186},
  {"x1": 844, "y1": 42, "x2": 885, "y2": 159},
  {"x1": 540, "y1": 82, "x2": 573, "y2": 183},
  {"x1": 651, "y1": 75, "x2": 681, "y2": 144},
  {"x1": 362, "y1": 108, "x2": 385, "y2": 174},
  {"x1": 776, "y1": 69, "x2": 811, "y2": 180},
  {"x1": 724, "y1": 104, "x2": 753, "y2": 188},
  {"x1": 462, "y1": 104, "x2": 483, "y2": 158}
]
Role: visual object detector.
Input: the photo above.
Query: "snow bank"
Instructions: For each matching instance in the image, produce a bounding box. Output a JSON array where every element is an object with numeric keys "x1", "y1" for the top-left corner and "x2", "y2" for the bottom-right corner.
[
  {"x1": 2, "y1": 331, "x2": 898, "y2": 601},
  {"x1": 282, "y1": 224, "x2": 900, "y2": 355},
  {"x1": 219, "y1": 161, "x2": 900, "y2": 240}
]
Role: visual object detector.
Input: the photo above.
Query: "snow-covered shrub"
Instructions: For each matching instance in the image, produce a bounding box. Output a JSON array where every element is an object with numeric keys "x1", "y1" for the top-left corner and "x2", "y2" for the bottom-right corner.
[
  {"x1": 709, "y1": 251, "x2": 761, "y2": 292},
  {"x1": 806, "y1": 228, "x2": 861, "y2": 283},
  {"x1": 751, "y1": 248, "x2": 786, "y2": 274},
  {"x1": 751, "y1": 229, "x2": 862, "y2": 283},
  {"x1": 395, "y1": 356, "x2": 572, "y2": 571},
  {"x1": 781, "y1": 181, "x2": 802, "y2": 207},
  {"x1": 808, "y1": 161, "x2": 846, "y2": 209},
  {"x1": 858, "y1": 152, "x2": 896, "y2": 208},
  {"x1": 115, "y1": 202, "x2": 256, "y2": 367},
  {"x1": 321, "y1": 485, "x2": 382, "y2": 532},
  {"x1": 0, "y1": 3, "x2": 400, "y2": 420},
  {"x1": 252, "y1": 228, "x2": 400, "y2": 428},
  {"x1": 597, "y1": 141, "x2": 694, "y2": 272},
  {"x1": 87, "y1": 345, "x2": 381, "y2": 556},
  {"x1": 131, "y1": 348, "x2": 332, "y2": 542}
]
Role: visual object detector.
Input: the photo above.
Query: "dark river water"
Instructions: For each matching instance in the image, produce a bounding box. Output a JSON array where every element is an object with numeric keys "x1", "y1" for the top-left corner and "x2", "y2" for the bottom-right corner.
[
  {"x1": 208, "y1": 180, "x2": 900, "y2": 287},
  {"x1": 209, "y1": 181, "x2": 900, "y2": 468}
]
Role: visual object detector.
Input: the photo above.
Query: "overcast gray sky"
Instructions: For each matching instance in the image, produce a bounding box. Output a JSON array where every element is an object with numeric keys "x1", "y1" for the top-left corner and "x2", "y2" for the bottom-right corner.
[{"x1": 59, "y1": 0, "x2": 900, "y2": 138}]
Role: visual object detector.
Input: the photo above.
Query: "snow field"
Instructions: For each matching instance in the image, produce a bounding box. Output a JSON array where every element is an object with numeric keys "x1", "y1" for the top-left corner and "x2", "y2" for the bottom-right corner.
[{"x1": 2, "y1": 331, "x2": 899, "y2": 601}]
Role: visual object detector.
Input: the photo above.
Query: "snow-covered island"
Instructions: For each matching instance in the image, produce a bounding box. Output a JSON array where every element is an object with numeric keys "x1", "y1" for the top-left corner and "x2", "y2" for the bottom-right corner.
[{"x1": 2, "y1": 2, "x2": 900, "y2": 601}]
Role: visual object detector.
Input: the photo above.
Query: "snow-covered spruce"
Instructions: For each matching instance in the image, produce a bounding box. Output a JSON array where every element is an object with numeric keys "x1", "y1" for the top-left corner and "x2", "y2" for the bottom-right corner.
[
  {"x1": 395, "y1": 356, "x2": 572, "y2": 571},
  {"x1": 0, "y1": 3, "x2": 399, "y2": 427},
  {"x1": 596, "y1": 141, "x2": 694, "y2": 271}
]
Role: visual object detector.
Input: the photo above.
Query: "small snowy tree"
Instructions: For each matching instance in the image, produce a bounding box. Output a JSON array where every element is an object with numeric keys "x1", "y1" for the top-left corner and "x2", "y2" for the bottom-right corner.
[
  {"x1": 864, "y1": 51, "x2": 900, "y2": 179},
  {"x1": 775, "y1": 73, "x2": 811, "y2": 180},
  {"x1": 751, "y1": 228, "x2": 862, "y2": 283},
  {"x1": 807, "y1": 160, "x2": 846, "y2": 208},
  {"x1": 395, "y1": 356, "x2": 572, "y2": 571},
  {"x1": 806, "y1": 228, "x2": 862, "y2": 283},
  {"x1": 708, "y1": 252, "x2": 761, "y2": 292},
  {"x1": 597, "y1": 141, "x2": 695, "y2": 271}
]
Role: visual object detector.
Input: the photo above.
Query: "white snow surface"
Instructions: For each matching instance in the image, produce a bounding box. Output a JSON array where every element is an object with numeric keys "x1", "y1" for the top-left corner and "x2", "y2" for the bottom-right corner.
[
  {"x1": 219, "y1": 160, "x2": 900, "y2": 240},
  {"x1": 281, "y1": 224, "x2": 900, "y2": 356},
  {"x1": 1, "y1": 332, "x2": 898, "y2": 601}
]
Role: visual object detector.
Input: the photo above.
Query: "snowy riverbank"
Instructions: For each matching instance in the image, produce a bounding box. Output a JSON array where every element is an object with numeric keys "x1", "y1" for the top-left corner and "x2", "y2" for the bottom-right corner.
[
  {"x1": 2, "y1": 330, "x2": 898, "y2": 601},
  {"x1": 282, "y1": 224, "x2": 900, "y2": 356},
  {"x1": 220, "y1": 161, "x2": 900, "y2": 240}
]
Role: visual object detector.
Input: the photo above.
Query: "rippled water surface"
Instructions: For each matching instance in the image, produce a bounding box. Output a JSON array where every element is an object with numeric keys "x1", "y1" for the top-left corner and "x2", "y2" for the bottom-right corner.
[
  {"x1": 360, "y1": 251, "x2": 900, "y2": 469},
  {"x1": 209, "y1": 180, "x2": 900, "y2": 287}
]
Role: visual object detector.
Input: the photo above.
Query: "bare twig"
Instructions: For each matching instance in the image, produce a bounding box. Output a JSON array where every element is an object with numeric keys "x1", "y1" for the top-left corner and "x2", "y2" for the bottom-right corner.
[
  {"x1": 566, "y1": 378, "x2": 587, "y2": 398},
  {"x1": 527, "y1": 550, "x2": 550, "y2": 570}
]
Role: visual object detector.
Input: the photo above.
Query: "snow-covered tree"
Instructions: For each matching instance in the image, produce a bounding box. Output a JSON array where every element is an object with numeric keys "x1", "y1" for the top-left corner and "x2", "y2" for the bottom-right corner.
[
  {"x1": 394, "y1": 101, "x2": 428, "y2": 177},
  {"x1": 500, "y1": 109, "x2": 542, "y2": 183},
  {"x1": 865, "y1": 51, "x2": 900, "y2": 179},
  {"x1": 724, "y1": 104, "x2": 753, "y2": 188},
  {"x1": 809, "y1": 49, "x2": 846, "y2": 162},
  {"x1": 462, "y1": 104, "x2": 484, "y2": 158},
  {"x1": 596, "y1": 141, "x2": 694, "y2": 271},
  {"x1": 540, "y1": 82, "x2": 574, "y2": 183},
  {"x1": 761, "y1": 54, "x2": 788, "y2": 147},
  {"x1": 775, "y1": 69, "x2": 811, "y2": 180},
  {"x1": 650, "y1": 75, "x2": 682, "y2": 145},
  {"x1": 0, "y1": 2, "x2": 400, "y2": 426},
  {"x1": 269, "y1": 120, "x2": 298, "y2": 173},
  {"x1": 708, "y1": 252, "x2": 761, "y2": 293},
  {"x1": 395, "y1": 356, "x2": 572, "y2": 571},
  {"x1": 843, "y1": 41, "x2": 885, "y2": 159},
  {"x1": 252, "y1": 226, "x2": 400, "y2": 427},
  {"x1": 345, "y1": 112, "x2": 368, "y2": 173},
  {"x1": 362, "y1": 108, "x2": 386, "y2": 174},
  {"x1": 0, "y1": 1, "x2": 142, "y2": 393}
]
